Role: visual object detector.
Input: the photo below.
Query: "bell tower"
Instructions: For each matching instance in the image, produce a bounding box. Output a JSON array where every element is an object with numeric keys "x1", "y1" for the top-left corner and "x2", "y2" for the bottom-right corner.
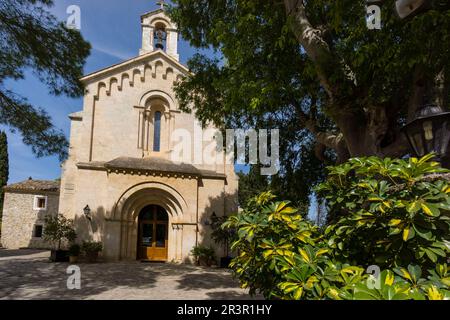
[{"x1": 139, "y1": 1, "x2": 179, "y2": 61}]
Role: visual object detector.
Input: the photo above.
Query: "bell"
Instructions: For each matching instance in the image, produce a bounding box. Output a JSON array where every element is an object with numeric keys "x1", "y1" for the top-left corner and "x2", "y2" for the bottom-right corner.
[{"x1": 154, "y1": 28, "x2": 166, "y2": 51}]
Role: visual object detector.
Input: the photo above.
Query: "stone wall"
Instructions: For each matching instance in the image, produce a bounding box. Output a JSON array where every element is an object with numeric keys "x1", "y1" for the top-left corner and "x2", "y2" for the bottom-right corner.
[{"x1": 0, "y1": 191, "x2": 59, "y2": 249}]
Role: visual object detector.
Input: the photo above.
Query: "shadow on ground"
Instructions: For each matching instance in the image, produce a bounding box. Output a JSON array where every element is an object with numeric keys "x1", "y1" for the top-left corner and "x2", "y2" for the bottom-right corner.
[
  {"x1": 176, "y1": 270, "x2": 240, "y2": 291},
  {"x1": 0, "y1": 249, "x2": 49, "y2": 258},
  {"x1": 0, "y1": 250, "x2": 261, "y2": 300}
]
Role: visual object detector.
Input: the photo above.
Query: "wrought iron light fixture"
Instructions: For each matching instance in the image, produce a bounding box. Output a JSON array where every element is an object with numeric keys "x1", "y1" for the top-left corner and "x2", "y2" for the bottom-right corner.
[
  {"x1": 83, "y1": 205, "x2": 92, "y2": 221},
  {"x1": 402, "y1": 102, "x2": 450, "y2": 166}
]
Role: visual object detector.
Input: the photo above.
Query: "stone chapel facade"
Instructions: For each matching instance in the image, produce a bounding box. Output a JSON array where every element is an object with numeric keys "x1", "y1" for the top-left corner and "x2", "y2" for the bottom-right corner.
[{"x1": 1, "y1": 9, "x2": 239, "y2": 263}]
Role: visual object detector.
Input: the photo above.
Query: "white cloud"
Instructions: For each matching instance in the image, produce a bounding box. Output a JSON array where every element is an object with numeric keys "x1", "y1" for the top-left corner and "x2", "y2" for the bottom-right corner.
[{"x1": 93, "y1": 45, "x2": 135, "y2": 61}]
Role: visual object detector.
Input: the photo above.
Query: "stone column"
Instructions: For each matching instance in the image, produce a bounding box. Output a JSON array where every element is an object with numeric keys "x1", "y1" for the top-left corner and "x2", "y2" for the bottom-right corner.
[
  {"x1": 140, "y1": 25, "x2": 154, "y2": 55},
  {"x1": 166, "y1": 28, "x2": 179, "y2": 61}
]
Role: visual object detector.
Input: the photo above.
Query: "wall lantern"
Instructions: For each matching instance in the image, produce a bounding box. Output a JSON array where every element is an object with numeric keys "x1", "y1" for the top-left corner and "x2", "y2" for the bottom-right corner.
[
  {"x1": 402, "y1": 102, "x2": 450, "y2": 166},
  {"x1": 395, "y1": 0, "x2": 430, "y2": 19},
  {"x1": 365, "y1": 0, "x2": 435, "y2": 19},
  {"x1": 202, "y1": 212, "x2": 217, "y2": 226},
  {"x1": 83, "y1": 205, "x2": 92, "y2": 221}
]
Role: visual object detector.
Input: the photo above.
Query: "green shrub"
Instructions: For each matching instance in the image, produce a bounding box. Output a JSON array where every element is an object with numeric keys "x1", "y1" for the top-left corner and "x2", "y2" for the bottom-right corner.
[
  {"x1": 224, "y1": 155, "x2": 450, "y2": 300},
  {"x1": 81, "y1": 241, "x2": 102, "y2": 254},
  {"x1": 223, "y1": 191, "x2": 320, "y2": 298},
  {"x1": 316, "y1": 154, "x2": 450, "y2": 270},
  {"x1": 210, "y1": 214, "x2": 235, "y2": 257},
  {"x1": 43, "y1": 214, "x2": 77, "y2": 250},
  {"x1": 191, "y1": 245, "x2": 216, "y2": 266}
]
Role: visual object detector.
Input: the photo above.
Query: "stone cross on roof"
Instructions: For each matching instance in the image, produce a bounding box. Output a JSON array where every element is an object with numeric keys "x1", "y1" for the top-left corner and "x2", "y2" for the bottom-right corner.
[{"x1": 156, "y1": 0, "x2": 166, "y2": 10}]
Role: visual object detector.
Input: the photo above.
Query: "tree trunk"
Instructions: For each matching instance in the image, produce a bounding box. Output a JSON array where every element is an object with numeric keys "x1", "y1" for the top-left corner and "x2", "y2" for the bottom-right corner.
[{"x1": 332, "y1": 104, "x2": 410, "y2": 160}]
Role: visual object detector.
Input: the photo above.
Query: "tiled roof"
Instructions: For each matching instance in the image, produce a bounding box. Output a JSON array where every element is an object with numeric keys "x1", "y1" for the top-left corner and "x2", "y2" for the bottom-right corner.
[
  {"x1": 77, "y1": 157, "x2": 227, "y2": 179},
  {"x1": 4, "y1": 179, "x2": 60, "y2": 193}
]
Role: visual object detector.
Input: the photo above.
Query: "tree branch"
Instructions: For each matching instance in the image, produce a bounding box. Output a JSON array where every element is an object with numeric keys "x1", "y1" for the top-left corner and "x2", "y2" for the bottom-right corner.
[
  {"x1": 283, "y1": 0, "x2": 339, "y2": 99},
  {"x1": 294, "y1": 103, "x2": 349, "y2": 161}
]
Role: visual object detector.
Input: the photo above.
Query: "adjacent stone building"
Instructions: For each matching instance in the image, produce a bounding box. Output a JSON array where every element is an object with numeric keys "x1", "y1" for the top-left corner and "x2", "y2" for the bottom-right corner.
[
  {"x1": 1, "y1": 179, "x2": 59, "y2": 249},
  {"x1": 1, "y1": 8, "x2": 238, "y2": 263}
]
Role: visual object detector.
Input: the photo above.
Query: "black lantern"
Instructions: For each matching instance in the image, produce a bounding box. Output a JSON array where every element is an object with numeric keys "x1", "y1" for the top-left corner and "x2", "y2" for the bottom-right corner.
[
  {"x1": 202, "y1": 212, "x2": 217, "y2": 226},
  {"x1": 395, "y1": 0, "x2": 430, "y2": 19},
  {"x1": 402, "y1": 103, "x2": 450, "y2": 165},
  {"x1": 365, "y1": 0, "x2": 438, "y2": 19},
  {"x1": 83, "y1": 205, "x2": 92, "y2": 221}
]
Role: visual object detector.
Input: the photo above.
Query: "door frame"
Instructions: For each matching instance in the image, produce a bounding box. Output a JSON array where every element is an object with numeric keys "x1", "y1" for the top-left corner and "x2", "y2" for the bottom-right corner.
[{"x1": 137, "y1": 205, "x2": 169, "y2": 261}]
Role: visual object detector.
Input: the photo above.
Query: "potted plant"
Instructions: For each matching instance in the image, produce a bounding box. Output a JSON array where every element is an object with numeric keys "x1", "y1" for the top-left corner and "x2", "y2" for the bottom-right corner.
[
  {"x1": 68, "y1": 243, "x2": 81, "y2": 263},
  {"x1": 43, "y1": 214, "x2": 77, "y2": 262},
  {"x1": 81, "y1": 241, "x2": 103, "y2": 263},
  {"x1": 210, "y1": 214, "x2": 235, "y2": 268},
  {"x1": 191, "y1": 246, "x2": 216, "y2": 267}
]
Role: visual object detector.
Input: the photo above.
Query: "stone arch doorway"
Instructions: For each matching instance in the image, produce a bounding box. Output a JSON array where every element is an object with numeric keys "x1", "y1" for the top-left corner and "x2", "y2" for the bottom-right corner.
[
  {"x1": 137, "y1": 205, "x2": 169, "y2": 261},
  {"x1": 114, "y1": 182, "x2": 188, "y2": 261}
]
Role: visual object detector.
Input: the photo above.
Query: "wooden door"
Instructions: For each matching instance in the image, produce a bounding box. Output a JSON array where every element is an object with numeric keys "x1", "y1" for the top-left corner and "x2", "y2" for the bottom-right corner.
[{"x1": 138, "y1": 205, "x2": 168, "y2": 261}]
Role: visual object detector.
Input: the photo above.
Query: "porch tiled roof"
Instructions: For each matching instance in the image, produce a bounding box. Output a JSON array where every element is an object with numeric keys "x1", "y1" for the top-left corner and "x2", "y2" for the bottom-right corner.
[
  {"x1": 77, "y1": 157, "x2": 227, "y2": 179},
  {"x1": 4, "y1": 179, "x2": 60, "y2": 193}
]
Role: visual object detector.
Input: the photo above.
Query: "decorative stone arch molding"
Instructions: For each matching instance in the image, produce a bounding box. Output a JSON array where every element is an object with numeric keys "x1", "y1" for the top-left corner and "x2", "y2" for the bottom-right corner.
[
  {"x1": 149, "y1": 16, "x2": 173, "y2": 28},
  {"x1": 113, "y1": 181, "x2": 187, "y2": 221},
  {"x1": 138, "y1": 89, "x2": 176, "y2": 111},
  {"x1": 114, "y1": 181, "x2": 188, "y2": 260}
]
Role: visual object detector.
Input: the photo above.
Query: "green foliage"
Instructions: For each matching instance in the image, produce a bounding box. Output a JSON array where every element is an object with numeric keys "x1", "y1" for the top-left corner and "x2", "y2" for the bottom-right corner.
[
  {"x1": 316, "y1": 154, "x2": 450, "y2": 270},
  {"x1": 0, "y1": 0, "x2": 91, "y2": 160},
  {"x1": 168, "y1": 0, "x2": 450, "y2": 182},
  {"x1": 210, "y1": 214, "x2": 235, "y2": 257},
  {"x1": 43, "y1": 214, "x2": 77, "y2": 250},
  {"x1": 222, "y1": 191, "x2": 319, "y2": 297},
  {"x1": 238, "y1": 161, "x2": 324, "y2": 211},
  {"x1": 169, "y1": 0, "x2": 450, "y2": 133},
  {"x1": 225, "y1": 155, "x2": 450, "y2": 300},
  {"x1": 237, "y1": 165, "x2": 269, "y2": 207},
  {"x1": 81, "y1": 241, "x2": 103, "y2": 254},
  {"x1": 169, "y1": 1, "x2": 328, "y2": 207},
  {"x1": 339, "y1": 265, "x2": 450, "y2": 300},
  {"x1": 0, "y1": 131, "x2": 8, "y2": 220},
  {"x1": 191, "y1": 245, "x2": 216, "y2": 266}
]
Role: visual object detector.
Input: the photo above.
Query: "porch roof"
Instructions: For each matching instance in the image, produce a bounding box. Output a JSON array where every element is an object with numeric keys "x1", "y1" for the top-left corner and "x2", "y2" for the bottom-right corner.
[
  {"x1": 4, "y1": 179, "x2": 60, "y2": 193},
  {"x1": 77, "y1": 157, "x2": 227, "y2": 180}
]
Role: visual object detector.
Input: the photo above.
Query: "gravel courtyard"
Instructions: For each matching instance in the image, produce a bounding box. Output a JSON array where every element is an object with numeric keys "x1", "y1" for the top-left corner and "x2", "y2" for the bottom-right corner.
[{"x1": 0, "y1": 249, "x2": 260, "y2": 300}]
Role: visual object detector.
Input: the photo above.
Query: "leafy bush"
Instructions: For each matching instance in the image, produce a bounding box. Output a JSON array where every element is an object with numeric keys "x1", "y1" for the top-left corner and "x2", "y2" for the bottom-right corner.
[
  {"x1": 223, "y1": 192, "x2": 319, "y2": 297},
  {"x1": 340, "y1": 264, "x2": 450, "y2": 300},
  {"x1": 191, "y1": 245, "x2": 216, "y2": 266},
  {"x1": 43, "y1": 214, "x2": 77, "y2": 250},
  {"x1": 81, "y1": 241, "x2": 103, "y2": 253},
  {"x1": 224, "y1": 155, "x2": 450, "y2": 300},
  {"x1": 316, "y1": 154, "x2": 450, "y2": 270},
  {"x1": 210, "y1": 214, "x2": 235, "y2": 257}
]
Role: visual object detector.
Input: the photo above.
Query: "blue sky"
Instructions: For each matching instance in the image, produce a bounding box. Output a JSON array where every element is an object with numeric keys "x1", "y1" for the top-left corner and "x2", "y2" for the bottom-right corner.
[{"x1": 2, "y1": 0, "x2": 216, "y2": 183}]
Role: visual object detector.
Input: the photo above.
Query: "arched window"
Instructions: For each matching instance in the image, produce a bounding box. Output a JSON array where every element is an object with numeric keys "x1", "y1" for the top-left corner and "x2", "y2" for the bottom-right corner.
[{"x1": 153, "y1": 111, "x2": 162, "y2": 152}]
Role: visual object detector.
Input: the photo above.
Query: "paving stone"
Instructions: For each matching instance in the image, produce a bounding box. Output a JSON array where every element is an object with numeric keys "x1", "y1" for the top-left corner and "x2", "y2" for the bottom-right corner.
[{"x1": 0, "y1": 249, "x2": 262, "y2": 300}]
